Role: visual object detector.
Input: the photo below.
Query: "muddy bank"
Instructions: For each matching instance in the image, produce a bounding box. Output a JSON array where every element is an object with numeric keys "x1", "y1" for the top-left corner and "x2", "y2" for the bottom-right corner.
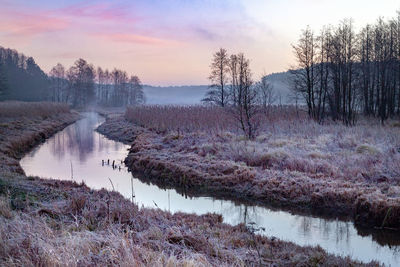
[{"x1": 97, "y1": 115, "x2": 400, "y2": 230}]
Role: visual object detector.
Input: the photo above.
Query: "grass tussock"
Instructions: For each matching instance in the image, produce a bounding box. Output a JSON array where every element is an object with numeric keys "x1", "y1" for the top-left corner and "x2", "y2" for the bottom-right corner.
[{"x1": 96, "y1": 105, "x2": 400, "y2": 229}]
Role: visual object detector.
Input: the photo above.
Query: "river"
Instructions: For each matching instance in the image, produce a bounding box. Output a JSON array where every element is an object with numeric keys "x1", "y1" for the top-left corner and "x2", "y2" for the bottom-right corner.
[{"x1": 20, "y1": 112, "x2": 400, "y2": 266}]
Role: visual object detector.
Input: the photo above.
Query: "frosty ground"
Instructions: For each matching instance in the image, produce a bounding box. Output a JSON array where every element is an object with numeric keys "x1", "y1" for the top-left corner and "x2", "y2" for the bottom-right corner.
[
  {"x1": 97, "y1": 105, "x2": 400, "y2": 230},
  {"x1": 0, "y1": 102, "x2": 379, "y2": 266}
]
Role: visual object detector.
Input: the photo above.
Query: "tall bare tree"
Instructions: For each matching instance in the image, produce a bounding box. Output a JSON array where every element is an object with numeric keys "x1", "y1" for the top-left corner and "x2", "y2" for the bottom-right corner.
[
  {"x1": 49, "y1": 63, "x2": 67, "y2": 102},
  {"x1": 126, "y1": 75, "x2": 144, "y2": 105},
  {"x1": 291, "y1": 26, "x2": 318, "y2": 119},
  {"x1": 230, "y1": 53, "x2": 259, "y2": 139},
  {"x1": 255, "y1": 76, "x2": 276, "y2": 113},
  {"x1": 203, "y1": 48, "x2": 230, "y2": 106},
  {"x1": 67, "y1": 58, "x2": 95, "y2": 107}
]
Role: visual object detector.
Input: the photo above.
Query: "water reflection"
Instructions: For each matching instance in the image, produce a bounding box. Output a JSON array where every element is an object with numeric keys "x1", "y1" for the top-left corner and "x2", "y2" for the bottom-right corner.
[{"x1": 20, "y1": 112, "x2": 400, "y2": 266}]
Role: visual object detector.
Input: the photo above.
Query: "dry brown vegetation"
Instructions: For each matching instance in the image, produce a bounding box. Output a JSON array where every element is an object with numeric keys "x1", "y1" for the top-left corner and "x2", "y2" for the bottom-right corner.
[
  {"x1": 1, "y1": 173, "x2": 377, "y2": 266},
  {"x1": 0, "y1": 102, "x2": 378, "y2": 266},
  {"x1": 99, "y1": 106, "x2": 400, "y2": 229},
  {"x1": 0, "y1": 101, "x2": 70, "y2": 118}
]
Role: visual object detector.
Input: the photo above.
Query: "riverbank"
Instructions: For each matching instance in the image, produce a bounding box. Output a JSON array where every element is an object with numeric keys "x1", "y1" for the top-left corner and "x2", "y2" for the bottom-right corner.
[
  {"x1": 97, "y1": 106, "x2": 400, "y2": 230},
  {"x1": 0, "y1": 102, "x2": 80, "y2": 174},
  {"x1": 0, "y1": 102, "x2": 377, "y2": 266}
]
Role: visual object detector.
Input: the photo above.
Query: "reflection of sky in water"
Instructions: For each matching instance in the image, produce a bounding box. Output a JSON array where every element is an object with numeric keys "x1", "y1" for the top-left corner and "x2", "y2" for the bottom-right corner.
[{"x1": 20, "y1": 112, "x2": 400, "y2": 266}]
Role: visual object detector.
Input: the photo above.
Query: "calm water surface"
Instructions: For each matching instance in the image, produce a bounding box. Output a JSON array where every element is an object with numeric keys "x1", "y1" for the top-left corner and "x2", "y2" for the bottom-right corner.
[{"x1": 20, "y1": 112, "x2": 400, "y2": 266}]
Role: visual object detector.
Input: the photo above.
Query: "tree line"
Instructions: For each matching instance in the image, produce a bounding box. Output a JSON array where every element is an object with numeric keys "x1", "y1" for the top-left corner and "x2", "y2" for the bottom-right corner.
[
  {"x1": 291, "y1": 12, "x2": 400, "y2": 124},
  {"x1": 0, "y1": 46, "x2": 145, "y2": 107},
  {"x1": 203, "y1": 48, "x2": 276, "y2": 139},
  {"x1": 0, "y1": 47, "x2": 48, "y2": 101},
  {"x1": 49, "y1": 59, "x2": 145, "y2": 107}
]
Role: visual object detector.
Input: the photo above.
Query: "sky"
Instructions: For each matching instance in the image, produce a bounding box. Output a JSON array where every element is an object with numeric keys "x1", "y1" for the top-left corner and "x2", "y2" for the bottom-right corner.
[{"x1": 0, "y1": 0, "x2": 398, "y2": 85}]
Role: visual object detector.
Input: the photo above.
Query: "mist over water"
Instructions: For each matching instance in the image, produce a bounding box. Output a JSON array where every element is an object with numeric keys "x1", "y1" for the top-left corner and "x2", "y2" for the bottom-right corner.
[
  {"x1": 142, "y1": 72, "x2": 293, "y2": 105},
  {"x1": 20, "y1": 113, "x2": 400, "y2": 266}
]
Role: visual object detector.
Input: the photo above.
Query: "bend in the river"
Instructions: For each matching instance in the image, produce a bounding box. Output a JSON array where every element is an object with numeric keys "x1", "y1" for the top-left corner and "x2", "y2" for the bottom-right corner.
[{"x1": 20, "y1": 112, "x2": 400, "y2": 266}]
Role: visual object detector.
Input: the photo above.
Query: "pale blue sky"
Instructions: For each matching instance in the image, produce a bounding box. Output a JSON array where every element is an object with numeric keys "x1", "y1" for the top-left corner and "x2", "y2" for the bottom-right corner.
[{"x1": 0, "y1": 0, "x2": 398, "y2": 85}]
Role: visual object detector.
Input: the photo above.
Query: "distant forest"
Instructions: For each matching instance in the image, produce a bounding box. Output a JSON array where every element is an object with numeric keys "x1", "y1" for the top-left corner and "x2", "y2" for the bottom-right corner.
[{"x1": 0, "y1": 46, "x2": 145, "y2": 107}]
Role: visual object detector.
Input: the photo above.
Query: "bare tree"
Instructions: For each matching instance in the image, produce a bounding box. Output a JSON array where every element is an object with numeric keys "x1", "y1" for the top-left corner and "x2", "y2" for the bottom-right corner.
[
  {"x1": 255, "y1": 75, "x2": 276, "y2": 113},
  {"x1": 229, "y1": 53, "x2": 259, "y2": 139},
  {"x1": 0, "y1": 61, "x2": 8, "y2": 100},
  {"x1": 203, "y1": 48, "x2": 230, "y2": 106},
  {"x1": 49, "y1": 63, "x2": 67, "y2": 102},
  {"x1": 67, "y1": 58, "x2": 95, "y2": 107},
  {"x1": 291, "y1": 26, "x2": 318, "y2": 120},
  {"x1": 128, "y1": 75, "x2": 145, "y2": 105},
  {"x1": 329, "y1": 19, "x2": 357, "y2": 125}
]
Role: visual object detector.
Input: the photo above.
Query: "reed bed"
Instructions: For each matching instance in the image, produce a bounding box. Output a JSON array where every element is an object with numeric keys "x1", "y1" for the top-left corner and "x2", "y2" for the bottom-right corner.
[
  {"x1": 125, "y1": 105, "x2": 308, "y2": 134},
  {"x1": 0, "y1": 101, "x2": 70, "y2": 118},
  {"x1": 97, "y1": 105, "x2": 400, "y2": 228},
  {"x1": 0, "y1": 103, "x2": 375, "y2": 266}
]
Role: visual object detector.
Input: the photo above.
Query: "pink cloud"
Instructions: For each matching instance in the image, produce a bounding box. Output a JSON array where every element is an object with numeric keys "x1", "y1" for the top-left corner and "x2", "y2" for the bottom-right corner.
[
  {"x1": 0, "y1": 9, "x2": 69, "y2": 38},
  {"x1": 94, "y1": 33, "x2": 182, "y2": 46},
  {"x1": 61, "y1": 3, "x2": 126, "y2": 20},
  {"x1": 0, "y1": 2, "x2": 138, "y2": 39}
]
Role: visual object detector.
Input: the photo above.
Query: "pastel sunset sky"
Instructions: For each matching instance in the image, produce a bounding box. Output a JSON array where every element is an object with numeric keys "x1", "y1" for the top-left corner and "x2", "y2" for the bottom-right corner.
[{"x1": 0, "y1": 0, "x2": 398, "y2": 85}]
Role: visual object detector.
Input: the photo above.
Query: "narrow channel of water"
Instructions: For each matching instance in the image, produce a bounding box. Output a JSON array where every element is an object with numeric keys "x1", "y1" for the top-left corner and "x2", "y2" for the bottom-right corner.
[{"x1": 20, "y1": 112, "x2": 400, "y2": 266}]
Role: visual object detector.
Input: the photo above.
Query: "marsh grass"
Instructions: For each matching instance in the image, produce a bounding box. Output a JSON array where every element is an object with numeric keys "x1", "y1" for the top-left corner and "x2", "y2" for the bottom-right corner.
[
  {"x1": 99, "y1": 106, "x2": 400, "y2": 228},
  {"x1": 0, "y1": 102, "x2": 379, "y2": 266},
  {"x1": 0, "y1": 174, "x2": 378, "y2": 266},
  {"x1": 0, "y1": 101, "x2": 70, "y2": 118}
]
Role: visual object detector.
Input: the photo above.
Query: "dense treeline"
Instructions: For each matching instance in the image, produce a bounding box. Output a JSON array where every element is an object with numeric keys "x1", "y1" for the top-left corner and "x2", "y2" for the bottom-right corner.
[
  {"x1": 0, "y1": 46, "x2": 144, "y2": 107},
  {"x1": 0, "y1": 47, "x2": 49, "y2": 101},
  {"x1": 95, "y1": 67, "x2": 145, "y2": 106},
  {"x1": 291, "y1": 12, "x2": 400, "y2": 124},
  {"x1": 48, "y1": 60, "x2": 145, "y2": 107},
  {"x1": 49, "y1": 60, "x2": 145, "y2": 107}
]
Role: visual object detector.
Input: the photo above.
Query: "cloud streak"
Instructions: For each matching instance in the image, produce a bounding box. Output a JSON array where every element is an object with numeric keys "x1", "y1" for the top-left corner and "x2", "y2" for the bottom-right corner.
[
  {"x1": 1, "y1": 0, "x2": 396, "y2": 85},
  {"x1": 0, "y1": 8, "x2": 69, "y2": 38},
  {"x1": 94, "y1": 33, "x2": 182, "y2": 46}
]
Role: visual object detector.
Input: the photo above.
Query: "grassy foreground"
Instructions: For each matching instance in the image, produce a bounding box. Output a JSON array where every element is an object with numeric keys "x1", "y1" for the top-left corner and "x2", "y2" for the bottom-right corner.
[
  {"x1": 0, "y1": 102, "x2": 378, "y2": 266},
  {"x1": 97, "y1": 106, "x2": 400, "y2": 230}
]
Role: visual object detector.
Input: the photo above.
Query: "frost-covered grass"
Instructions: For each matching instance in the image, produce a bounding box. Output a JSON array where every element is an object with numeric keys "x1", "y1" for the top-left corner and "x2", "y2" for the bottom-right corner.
[
  {"x1": 124, "y1": 105, "x2": 400, "y2": 184},
  {"x1": 125, "y1": 105, "x2": 305, "y2": 133},
  {"x1": 0, "y1": 101, "x2": 70, "y2": 118},
  {"x1": 0, "y1": 102, "x2": 374, "y2": 266},
  {"x1": 0, "y1": 102, "x2": 78, "y2": 174},
  {"x1": 118, "y1": 106, "x2": 400, "y2": 228},
  {"x1": 0, "y1": 174, "x2": 377, "y2": 266}
]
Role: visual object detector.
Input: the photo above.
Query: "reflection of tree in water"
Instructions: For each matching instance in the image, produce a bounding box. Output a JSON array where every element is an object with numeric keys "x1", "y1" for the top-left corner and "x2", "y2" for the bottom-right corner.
[
  {"x1": 295, "y1": 215, "x2": 351, "y2": 246},
  {"x1": 49, "y1": 113, "x2": 126, "y2": 163},
  {"x1": 50, "y1": 131, "x2": 66, "y2": 160},
  {"x1": 293, "y1": 215, "x2": 351, "y2": 245},
  {"x1": 49, "y1": 114, "x2": 97, "y2": 162},
  {"x1": 218, "y1": 203, "x2": 262, "y2": 226}
]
